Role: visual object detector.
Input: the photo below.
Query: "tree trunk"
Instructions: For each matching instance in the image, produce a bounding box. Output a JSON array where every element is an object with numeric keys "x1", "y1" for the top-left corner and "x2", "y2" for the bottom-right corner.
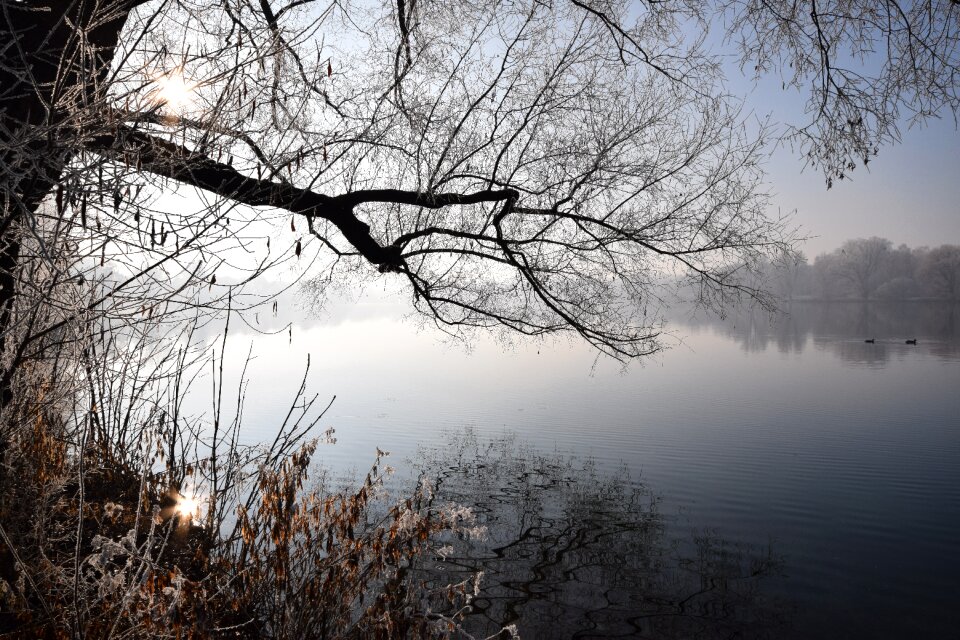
[{"x1": 0, "y1": 1, "x2": 132, "y2": 417}]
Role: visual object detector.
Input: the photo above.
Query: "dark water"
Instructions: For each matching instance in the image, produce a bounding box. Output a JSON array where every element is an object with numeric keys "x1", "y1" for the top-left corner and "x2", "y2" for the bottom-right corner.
[
  {"x1": 410, "y1": 432, "x2": 790, "y2": 639},
  {"x1": 235, "y1": 301, "x2": 960, "y2": 638}
]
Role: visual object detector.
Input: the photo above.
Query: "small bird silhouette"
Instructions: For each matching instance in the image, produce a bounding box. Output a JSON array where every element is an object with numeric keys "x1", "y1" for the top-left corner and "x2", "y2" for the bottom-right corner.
[{"x1": 905, "y1": 339, "x2": 917, "y2": 345}]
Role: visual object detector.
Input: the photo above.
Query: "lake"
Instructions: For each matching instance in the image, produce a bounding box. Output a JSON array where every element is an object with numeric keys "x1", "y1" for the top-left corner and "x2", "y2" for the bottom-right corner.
[{"x1": 226, "y1": 300, "x2": 960, "y2": 639}]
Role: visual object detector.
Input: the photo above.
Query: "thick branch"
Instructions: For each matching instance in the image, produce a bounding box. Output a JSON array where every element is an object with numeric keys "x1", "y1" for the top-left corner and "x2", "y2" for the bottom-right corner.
[
  {"x1": 85, "y1": 127, "x2": 402, "y2": 268},
  {"x1": 85, "y1": 128, "x2": 521, "y2": 273},
  {"x1": 336, "y1": 187, "x2": 518, "y2": 210}
]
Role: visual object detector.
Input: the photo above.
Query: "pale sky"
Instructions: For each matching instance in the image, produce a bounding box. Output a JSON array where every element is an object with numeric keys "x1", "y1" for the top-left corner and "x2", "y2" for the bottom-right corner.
[
  {"x1": 725, "y1": 54, "x2": 960, "y2": 259},
  {"x1": 765, "y1": 117, "x2": 960, "y2": 258}
]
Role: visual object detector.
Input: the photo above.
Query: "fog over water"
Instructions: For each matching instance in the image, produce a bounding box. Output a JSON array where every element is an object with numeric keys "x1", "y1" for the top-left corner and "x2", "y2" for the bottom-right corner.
[{"x1": 190, "y1": 298, "x2": 960, "y2": 639}]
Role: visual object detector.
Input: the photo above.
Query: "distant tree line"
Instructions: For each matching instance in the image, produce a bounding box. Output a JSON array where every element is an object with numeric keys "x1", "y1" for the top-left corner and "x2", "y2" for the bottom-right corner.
[{"x1": 759, "y1": 238, "x2": 960, "y2": 301}]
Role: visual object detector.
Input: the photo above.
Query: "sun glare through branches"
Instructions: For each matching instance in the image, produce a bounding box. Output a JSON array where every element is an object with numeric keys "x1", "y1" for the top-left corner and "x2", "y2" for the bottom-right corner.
[{"x1": 148, "y1": 69, "x2": 196, "y2": 113}]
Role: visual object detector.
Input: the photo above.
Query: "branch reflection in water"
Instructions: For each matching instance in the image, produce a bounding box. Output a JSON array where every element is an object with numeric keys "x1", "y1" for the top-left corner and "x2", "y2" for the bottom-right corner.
[{"x1": 406, "y1": 430, "x2": 791, "y2": 639}]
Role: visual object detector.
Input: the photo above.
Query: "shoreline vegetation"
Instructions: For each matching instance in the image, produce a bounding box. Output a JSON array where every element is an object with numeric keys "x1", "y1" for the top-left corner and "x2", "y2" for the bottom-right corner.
[{"x1": 0, "y1": 336, "x2": 485, "y2": 639}]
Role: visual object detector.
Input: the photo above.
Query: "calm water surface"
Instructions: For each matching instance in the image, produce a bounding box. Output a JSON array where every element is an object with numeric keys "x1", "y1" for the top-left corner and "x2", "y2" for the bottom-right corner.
[{"x1": 229, "y1": 301, "x2": 960, "y2": 638}]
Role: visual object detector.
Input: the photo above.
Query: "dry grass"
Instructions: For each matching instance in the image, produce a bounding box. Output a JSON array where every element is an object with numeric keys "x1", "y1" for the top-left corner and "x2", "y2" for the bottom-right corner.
[{"x1": 0, "y1": 352, "x2": 483, "y2": 640}]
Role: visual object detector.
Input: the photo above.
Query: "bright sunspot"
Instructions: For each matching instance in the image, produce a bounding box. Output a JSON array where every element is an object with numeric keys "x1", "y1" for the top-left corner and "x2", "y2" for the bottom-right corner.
[
  {"x1": 149, "y1": 70, "x2": 195, "y2": 113},
  {"x1": 175, "y1": 495, "x2": 199, "y2": 519}
]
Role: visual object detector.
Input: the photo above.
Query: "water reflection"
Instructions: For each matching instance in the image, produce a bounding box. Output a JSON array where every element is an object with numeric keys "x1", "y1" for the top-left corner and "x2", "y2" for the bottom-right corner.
[
  {"x1": 410, "y1": 431, "x2": 790, "y2": 639},
  {"x1": 678, "y1": 302, "x2": 960, "y2": 365}
]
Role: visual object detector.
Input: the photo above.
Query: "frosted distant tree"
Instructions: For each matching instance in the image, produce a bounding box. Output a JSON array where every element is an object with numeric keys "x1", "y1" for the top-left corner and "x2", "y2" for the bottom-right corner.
[
  {"x1": 833, "y1": 237, "x2": 894, "y2": 299},
  {"x1": 919, "y1": 245, "x2": 960, "y2": 300},
  {"x1": 774, "y1": 252, "x2": 812, "y2": 301}
]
